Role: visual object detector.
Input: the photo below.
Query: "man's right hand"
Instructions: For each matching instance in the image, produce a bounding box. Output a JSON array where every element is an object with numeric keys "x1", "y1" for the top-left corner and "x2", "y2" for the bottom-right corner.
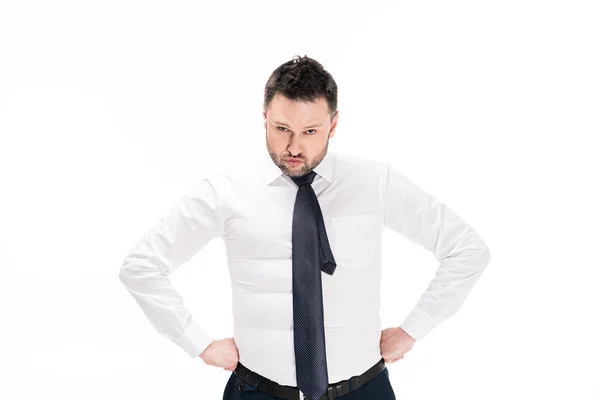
[{"x1": 198, "y1": 337, "x2": 239, "y2": 371}]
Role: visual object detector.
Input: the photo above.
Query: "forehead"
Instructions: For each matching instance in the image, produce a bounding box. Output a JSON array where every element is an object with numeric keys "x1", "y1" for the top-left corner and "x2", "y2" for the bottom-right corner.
[{"x1": 269, "y1": 93, "x2": 329, "y2": 120}]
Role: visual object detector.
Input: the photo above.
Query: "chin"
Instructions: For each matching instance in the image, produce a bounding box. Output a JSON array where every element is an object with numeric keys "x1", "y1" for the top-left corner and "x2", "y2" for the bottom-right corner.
[{"x1": 285, "y1": 167, "x2": 306, "y2": 176}]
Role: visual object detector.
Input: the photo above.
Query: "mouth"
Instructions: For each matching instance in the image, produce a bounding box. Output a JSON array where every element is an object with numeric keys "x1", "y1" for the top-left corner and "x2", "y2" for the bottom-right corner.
[{"x1": 285, "y1": 158, "x2": 303, "y2": 165}]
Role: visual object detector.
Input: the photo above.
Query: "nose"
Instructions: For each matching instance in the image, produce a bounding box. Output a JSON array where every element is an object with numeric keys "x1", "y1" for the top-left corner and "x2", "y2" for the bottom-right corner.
[{"x1": 288, "y1": 134, "x2": 302, "y2": 156}]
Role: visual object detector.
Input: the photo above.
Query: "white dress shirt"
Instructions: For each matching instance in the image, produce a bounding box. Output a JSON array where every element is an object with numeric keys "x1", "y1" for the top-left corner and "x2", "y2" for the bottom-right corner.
[{"x1": 119, "y1": 150, "x2": 491, "y2": 386}]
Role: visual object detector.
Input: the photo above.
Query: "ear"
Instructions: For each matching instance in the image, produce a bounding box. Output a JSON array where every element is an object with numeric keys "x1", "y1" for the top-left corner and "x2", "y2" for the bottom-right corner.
[
  {"x1": 328, "y1": 110, "x2": 339, "y2": 138},
  {"x1": 263, "y1": 110, "x2": 267, "y2": 129}
]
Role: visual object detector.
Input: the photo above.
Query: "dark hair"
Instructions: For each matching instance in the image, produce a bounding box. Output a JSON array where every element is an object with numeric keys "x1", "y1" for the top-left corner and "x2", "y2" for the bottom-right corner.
[{"x1": 263, "y1": 54, "x2": 338, "y2": 120}]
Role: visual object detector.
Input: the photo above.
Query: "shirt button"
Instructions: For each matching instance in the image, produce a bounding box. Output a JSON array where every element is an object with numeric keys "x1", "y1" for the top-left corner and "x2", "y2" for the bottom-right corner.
[{"x1": 237, "y1": 383, "x2": 244, "y2": 391}]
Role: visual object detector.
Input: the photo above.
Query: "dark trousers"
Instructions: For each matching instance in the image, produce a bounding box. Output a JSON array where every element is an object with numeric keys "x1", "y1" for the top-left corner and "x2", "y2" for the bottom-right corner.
[{"x1": 222, "y1": 365, "x2": 396, "y2": 399}]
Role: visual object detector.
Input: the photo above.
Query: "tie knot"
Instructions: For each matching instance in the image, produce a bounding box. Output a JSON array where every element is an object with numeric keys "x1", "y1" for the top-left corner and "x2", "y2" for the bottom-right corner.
[{"x1": 291, "y1": 170, "x2": 317, "y2": 187}]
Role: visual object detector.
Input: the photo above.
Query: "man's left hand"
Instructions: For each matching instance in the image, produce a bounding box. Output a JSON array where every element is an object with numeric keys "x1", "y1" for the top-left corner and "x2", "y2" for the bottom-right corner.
[{"x1": 380, "y1": 326, "x2": 416, "y2": 363}]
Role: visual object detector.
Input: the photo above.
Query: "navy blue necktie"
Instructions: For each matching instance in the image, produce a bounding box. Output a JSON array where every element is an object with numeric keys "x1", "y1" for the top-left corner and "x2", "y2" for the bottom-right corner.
[{"x1": 290, "y1": 170, "x2": 337, "y2": 400}]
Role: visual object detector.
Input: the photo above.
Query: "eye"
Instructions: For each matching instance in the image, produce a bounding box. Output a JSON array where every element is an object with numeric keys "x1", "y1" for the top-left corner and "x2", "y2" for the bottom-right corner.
[{"x1": 277, "y1": 126, "x2": 317, "y2": 135}]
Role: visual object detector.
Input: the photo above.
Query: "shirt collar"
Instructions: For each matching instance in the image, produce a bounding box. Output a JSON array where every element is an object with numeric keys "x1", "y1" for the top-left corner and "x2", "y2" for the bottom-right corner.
[{"x1": 262, "y1": 150, "x2": 334, "y2": 186}]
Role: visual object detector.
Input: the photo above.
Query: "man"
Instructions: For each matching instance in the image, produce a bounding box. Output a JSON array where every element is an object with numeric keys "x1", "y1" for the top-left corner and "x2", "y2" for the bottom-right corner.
[{"x1": 119, "y1": 55, "x2": 491, "y2": 400}]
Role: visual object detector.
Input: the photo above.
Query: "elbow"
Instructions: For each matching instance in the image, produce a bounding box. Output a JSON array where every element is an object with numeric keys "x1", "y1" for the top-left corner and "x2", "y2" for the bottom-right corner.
[
  {"x1": 118, "y1": 255, "x2": 136, "y2": 284},
  {"x1": 118, "y1": 264, "x2": 130, "y2": 285},
  {"x1": 480, "y1": 245, "x2": 491, "y2": 269},
  {"x1": 118, "y1": 265, "x2": 128, "y2": 283}
]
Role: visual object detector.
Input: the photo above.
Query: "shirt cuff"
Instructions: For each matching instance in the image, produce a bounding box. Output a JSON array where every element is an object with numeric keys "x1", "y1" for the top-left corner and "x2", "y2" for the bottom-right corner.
[
  {"x1": 172, "y1": 319, "x2": 213, "y2": 358},
  {"x1": 400, "y1": 305, "x2": 439, "y2": 341}
]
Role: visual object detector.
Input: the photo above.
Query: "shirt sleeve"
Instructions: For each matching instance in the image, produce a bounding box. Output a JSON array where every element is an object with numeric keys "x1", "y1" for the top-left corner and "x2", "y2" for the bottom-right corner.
[
  {"x1": 382, "y1": 163, "x2": 491, "y2": 341},
  {"x1": 118, "y1": 178, "x2": 223, "y2": 358}
]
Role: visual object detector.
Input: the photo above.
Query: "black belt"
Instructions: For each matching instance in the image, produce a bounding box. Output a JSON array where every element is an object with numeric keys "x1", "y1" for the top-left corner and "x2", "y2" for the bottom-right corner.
[{"x1": 233, "y1": 357, "x2": 386, "y2": 400}]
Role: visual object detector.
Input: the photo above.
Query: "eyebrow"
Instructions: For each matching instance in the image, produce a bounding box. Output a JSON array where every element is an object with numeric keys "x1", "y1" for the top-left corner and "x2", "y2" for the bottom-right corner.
[{"x1": 273, "y1": 121, "x2": 323, "y2": 129}]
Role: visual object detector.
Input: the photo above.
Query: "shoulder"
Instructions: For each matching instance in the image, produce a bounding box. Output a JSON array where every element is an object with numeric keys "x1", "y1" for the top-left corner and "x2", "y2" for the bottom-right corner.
[{"x1": 331, "y1": 151, "x2": 389, "y2": 176}]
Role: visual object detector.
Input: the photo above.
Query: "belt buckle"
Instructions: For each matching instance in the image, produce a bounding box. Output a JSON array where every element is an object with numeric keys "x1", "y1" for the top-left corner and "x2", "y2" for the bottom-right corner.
[{"x1": 298, "y1": 387, "x2": 333, "y2": 400}]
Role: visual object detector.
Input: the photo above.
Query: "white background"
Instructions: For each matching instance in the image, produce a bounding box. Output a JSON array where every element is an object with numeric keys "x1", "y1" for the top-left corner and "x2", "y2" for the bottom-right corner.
[{"x1": 1, "y1": 1, "x2": 598, "y2": 399}]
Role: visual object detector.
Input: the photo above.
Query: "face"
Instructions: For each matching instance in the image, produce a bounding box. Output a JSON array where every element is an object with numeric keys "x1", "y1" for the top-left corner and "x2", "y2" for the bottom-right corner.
[{"x1": 264, "y1": 92, "x2": 338, "y2": 177}]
